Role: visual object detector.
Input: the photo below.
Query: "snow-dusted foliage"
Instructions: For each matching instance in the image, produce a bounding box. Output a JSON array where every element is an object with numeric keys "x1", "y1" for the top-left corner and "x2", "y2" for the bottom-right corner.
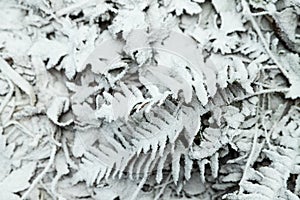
[{"x1": 0, "y1": 0, "x2": 299, "y2": 199}]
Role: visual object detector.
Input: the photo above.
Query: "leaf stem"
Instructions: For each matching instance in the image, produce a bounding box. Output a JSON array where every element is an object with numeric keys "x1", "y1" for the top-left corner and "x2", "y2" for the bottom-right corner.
[
  {"x1": 130, "y1": 175, "x2": 148, "y2": 200},
  {"x1": 233, "y1": 88, "x2": 290, "y2": 102},
  {"x1": 242, "y1": 0, "x2": 291, "y2": 82},
  {"x1": 238, "y1": 125, "x2": 259, "y2": 194},
  {"x1": 21, "y1": 145, "x2": 57, "y2": 200}
]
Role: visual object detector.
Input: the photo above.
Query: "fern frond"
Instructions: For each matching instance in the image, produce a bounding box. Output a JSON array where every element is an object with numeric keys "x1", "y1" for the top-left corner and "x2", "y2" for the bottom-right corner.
[
  {"x1": 75, "y1": 97, "x2": 203, "y2": 186},
  {"x1": 226, "y1": 106, "x2": 300, "y2": 200}
]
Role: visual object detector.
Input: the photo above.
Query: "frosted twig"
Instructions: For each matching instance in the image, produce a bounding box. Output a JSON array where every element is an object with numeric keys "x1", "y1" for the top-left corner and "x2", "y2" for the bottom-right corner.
[
  {"x1": 238, "y1": 125, "x2": 259, "y2": 194},
  {"x1": 51, "y1": 173, "x2": 66, "y2": 200},
  {"x1": 242, "y1": 0, "x2": 291, "y2": 82},
  {"x1": 3, "y1": 120, "x2": 34, "y2": 137},
  {"x1": 21, "y1": 145, "x2": 57, "y2": 200},
  {"x1": 62, "y1": 134, "x2": 78, "y2": 169},
  {"x1": 251, "y1": 11, "x2": 270, "y2": 16},
  {"x1": 39, "y1": 180, "x2": 56, "y2": 200},
  {"x1": 51, "y1": 127, "x2": 62, "y2": 147},
  {"x1": 129, "y1": 175, "x2": 148, "y2": 200},
  {"x1": 233, "y1": 88, "x2": 290, "y2": 102},
  {"x1": 154, "y1": 174, "x2": 172, "y2": 200}
]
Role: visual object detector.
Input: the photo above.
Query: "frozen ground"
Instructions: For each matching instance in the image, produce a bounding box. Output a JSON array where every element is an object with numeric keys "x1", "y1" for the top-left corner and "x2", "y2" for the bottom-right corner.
[{"x1": 0, "y1": 0, "x2": 300, "y2": 199}]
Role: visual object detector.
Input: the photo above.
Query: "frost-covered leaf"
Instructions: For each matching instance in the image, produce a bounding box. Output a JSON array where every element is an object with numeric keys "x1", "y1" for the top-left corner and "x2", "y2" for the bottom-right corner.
[
  {"x1": 164, "y1": 0, "x2": 202, "y2": 16},
  {"x1": 96, "y1": 82, "x2": 147, "y2": 122},
  {"x1": 280, "y1": 53, "x2": 300, "y2": 98},
  {"x1": 1, "y1": 0, "x2": 300, "y2": 199},
  {"x1": 46, "y1": 97, "x2": 73, "y2": 126},
  {"x1": 109, "y1": 8, "x2": 148, "y2": 38},
  {"x1": 0, "y1": 162, "x2": 36, "y2": 200}
]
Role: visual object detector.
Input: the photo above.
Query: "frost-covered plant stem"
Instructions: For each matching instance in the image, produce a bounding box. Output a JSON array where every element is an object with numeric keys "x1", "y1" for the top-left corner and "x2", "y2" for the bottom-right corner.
[{"x1": 21, "y1": 145, "x2": 57, "y2": 200}]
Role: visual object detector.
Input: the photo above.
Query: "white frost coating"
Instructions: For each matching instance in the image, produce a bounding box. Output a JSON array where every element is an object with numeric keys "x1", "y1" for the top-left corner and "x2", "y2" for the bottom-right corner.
[
  {"x1": 0, "y1": 162, "x2": 36, "y2": 200},
  {"x1": 0, "y1": 58, "x2": 36, "y2": 105},
  {"x1": 46, "y1": 97, "x2": 73, "y2": 127},
  {"x1": 95, "y1": 82, "x2": 146, "y2": 122},
  {"x1": 0, "y1": 0, "x2": 300, "y2": 199}
]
